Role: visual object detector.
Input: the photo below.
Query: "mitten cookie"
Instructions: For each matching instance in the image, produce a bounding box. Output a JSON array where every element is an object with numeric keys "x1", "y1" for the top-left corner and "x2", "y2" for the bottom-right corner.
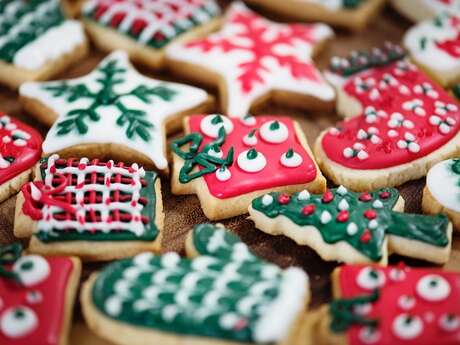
[
  {"x1": 14, "y1": 154, "x2": 164, "y2": 261},
  {"x1": 423, "y1": 157, "x2": 460, "y2": 232},
  {"x1": 390, "y1": 0, "x2": 460, "y2": 22},
  {"x1": 316, "y1": 264, "x2": 460, "y2": 345},
  {"x1": 0, "y1": 0, "x2": 88, "y2": 89},
  {"x1": 171, "y1": 114, "x2": 326, "y2": 220},
  {"x1": 0, "y1": 243, "x2": 81, "y2": 345},
  {"x1": 0, "y1": 114, "x2": 42, "y2": 203},
  {"x1": 19, "y1": 50, "x2": 212, "y2": 173},
  {"x1": 81, "y1": 223, "x2": 309, "y2": 345},
  {"x1": 249, "y1": 186, "x2": 452, "y2": 265},
  {"x1": 244, "y1": 0, "x2": 386, "y2": 32},
  {"x1": 166, "y1": 1, "x2": 335, "y2": 118},
  {"x1": 404, "y1": 13, "x2": 460, "y2": 87},
  {"x1": 314, "y1": 44, "x2": 460, "y2": 191},
  {"x1": 82, "y1": 0, "x2": 221, "y2": 69}
]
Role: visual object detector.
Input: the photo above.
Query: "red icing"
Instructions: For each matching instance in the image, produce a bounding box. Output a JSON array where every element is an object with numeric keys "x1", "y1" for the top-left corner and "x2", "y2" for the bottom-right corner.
[
  {"x1": 338, "y1": 265, "x2": 460, "y2": 345},
  {"x1": 436, "y1": 16, "x2": 460, "y2": 57},
  {"x1": 321, "y1": 60, "x2": 460, "y2": 169},
  {"x1": 302, "y1": 204, "x2": 316, "y2": 216},
  {"x1": 0, "y1": 256, "x2": 74, "y2": 345},
  {"x1": 188, "y1": 115, "x2": 318, "y2": 199},
  {"x1": 0, "y1": 114, "x2": 42, "y2": 185}
]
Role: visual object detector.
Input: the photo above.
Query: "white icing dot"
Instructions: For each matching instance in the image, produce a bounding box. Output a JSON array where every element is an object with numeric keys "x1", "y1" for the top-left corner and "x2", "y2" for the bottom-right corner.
[
  {"x1": 320, "y1": 211, "x2": 332, "y2": 224},
  {"x1": 13, "y1": 255, "x2": 50, "y2": 287},
  {"x1": 439, "y1": 314, "x2": 460, "y2": 332},
  {"x1": 207, "y1": 146, "x2": 223, "y2": 159},
  {"x1": 372, "y1": 200, "x2": 383, "y2": 208},
  {"x1": 338, "y1": 199, "x2": 349, "y2": 211},
  {"x1": 216, "y1": 166, "x2": 231, "y2": 181},
  {"x1": 398, "y1": 295, "x2": 415, "y2": 310},
  {"x1": 357, "y1": 150, "x2": 369, "y2": 160},
  {"x1": 219, "y1": 313, "x2": 240, "y2": 330},
  {"x1": 237, "y1": 150, "x2": 266, "y2": 173},
  {"x1": 347, "y1": 223, "x2": 358, "y2": 236},
  {"x1": 133, "y1": 252, "x2": 154, "y2": 267},
  {"x1": 200, "y1": 114, "x2": 234, "y2": 138},
  {"x1": 297, "y1": 190, "x2": 310, "y2": 201},
  {"x1": 359, "y1": 326, "x2": 380, "y2": 344},
  {"x1": 240, "y1": 115, "x2": 256, "y2": 126},
  {"x1": 357, "y1": 267, "x2": 386, "y2": 290},
  {"x1": 0, "y1": 307, "x2": 38, "y2": 338},
  {"x1": 368, "y1": 220, "x2": 378, "y2": 229},
  {"x1": 280, "y1": 150, "x2": 303, "y2": 168},
  {"x1": 388, "y1": 129, "x2": 399, "y2": 137},
  {"x1": 105, "y1": 296, "x2": 122, "y2": 316},
  {"x1": 13, "y1": 139, "x2": 27, "y2": 147},
  {"x1": 2, "y1": 136, "x2": 11, "y2": 144},
  {"x1": 243, "y1": 133, "x2": 257, "y2": 146},
  {"x1": 259, "y1": 120, "x2": 289, "y2": 144},
  {"x1": 392, "y1": 314, "x2": 423, "y2": 340},
  {"x1": 343, "y1": 147, "x2": 354, "y2": 158},
  {"x1": 354, "y1": 303, "x2": 373, "y2": 316},
  {"x1": 162, "y1": 252, "x2": 180, "y2": 269},
  {"x1": 389, "y1": 268, "x2": 406, "y2": 282},
  {"x1": 26, "y1": 291, "x2": 43, "y2": 305},
  {"x1": 162, "y1": 305, "x2": 179, "y2": 322},
  {"x1": 416, "y1": 275, "x2": 451, "y2": 302},
  {"x1": 262, "y1": 194, "x2": 273, "y2": 206},
  {"x1": 337, "y1": 185, "x2": 348, "y2": 196}
]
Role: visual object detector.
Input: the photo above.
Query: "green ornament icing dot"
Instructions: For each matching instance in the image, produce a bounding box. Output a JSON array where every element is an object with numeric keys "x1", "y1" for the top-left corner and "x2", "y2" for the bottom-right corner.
[
  {"x1": 269, "y1": 121, "x2": 280, "y2": 130},
  {"x1": 286, "y1": 149, "x2": 294, "y2": 158},
  {"x1": 247, "y1": 148, "x2": 258, "y2": 160},
  {"x1": 211, "y1": 115, "x2": 223, "y2": 124}
]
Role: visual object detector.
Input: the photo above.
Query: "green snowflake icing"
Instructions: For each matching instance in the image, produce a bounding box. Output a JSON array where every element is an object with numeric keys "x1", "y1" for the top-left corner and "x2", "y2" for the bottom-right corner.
[{"x1": 43, "y1": 57, "x2": 177, "y2": 142}]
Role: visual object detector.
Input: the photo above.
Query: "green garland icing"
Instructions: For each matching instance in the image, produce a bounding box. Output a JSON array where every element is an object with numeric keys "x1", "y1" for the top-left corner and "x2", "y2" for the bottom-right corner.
[
  {"x1": 91, "y1": 223, "x2": 302, "y2": 342},
  {"x1": 452, "y1": 84, "x2": 460, "y2": 101},
  {"x1": 36, "y1": 158, "x2": 159, "y2": 243},
  {"x1": 0, "y1": 243, "x2": 23, "y2": 282},
  {"x1": 251, "y1": 187, "x2": 449, "y2": 262},
  {"x1": 171, "y1": 126, "x2": 234, "y2": 183},
  {"x1": 43, "y1": 56, "x2": 177, "y2": 142},
  {"x1": 0, "y1": 0, "x2": 65, "y2": 63}
]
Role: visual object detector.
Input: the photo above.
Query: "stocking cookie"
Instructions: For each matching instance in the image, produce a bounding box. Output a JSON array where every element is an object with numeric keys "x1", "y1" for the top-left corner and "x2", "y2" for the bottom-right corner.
[
  {"x1": 0, "y1": 0, "x2": 88, "y2": 89},
  {"x1": 316, "y1": 264, "x2": 460, "y2": 345},
  {"x1": 0, "y1": 114, "x2": 42, "y2": 203},
  {"x1": 314, "y1": 44, "x2": 460, "y2": 191},
  {"x1": 391, "y1": 0, "x2": 460, "y2": 22},
  {"x1": 14, "y1": 154, "x2": 164, "y2": 261},
  {"x1": 404, "y1": 13, "x2": 460, "y2": 87},
  {"x1": 81, "y1": 223, "x2": 309, "y2": 345},
  {"x1": 166, "y1": 2, "x2": 335, "y2": 118},
  {"x1": 0, "y1": 243, "x2": 81, "y2": 345},
  {"x1": 19, "y1": 50, "x2": 212, "y2": 173},
  {"x1": 249, "y1": 186, "x2": 452, "y2": 264},
  {"x1": 423, "y1": 158, "x2": 460, "y2": 232},
  {"x1": 244, "y1": 0, "x2": 386, "y2": 32},
  {"x1": 82, "y1": 0, "x2": 221, "y2": 69},
  {"x1": 171, "y1": 114, "x2": 326, "y2": 220}
]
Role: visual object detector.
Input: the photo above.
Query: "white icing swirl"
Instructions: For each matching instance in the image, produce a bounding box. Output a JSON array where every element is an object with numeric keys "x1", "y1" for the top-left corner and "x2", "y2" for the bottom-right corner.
[
  {"x1": 280, "y1": 150, "x2": 303, "y2": 168},
  {"x1": 416, "y1": 274, "x2": 451, "y2": 302},
  {"x1": 0, "y1": 306, "x2": 38, "y2": 338},
  {"x1": 13, "y1": 255, "x2": 50, "y2": 287},
  {"x1": 200, "y1": 114, "x2": 234, "y2": 138},
  {"x1": 356, "y1": 267, "x2": 386, "y2": 290},
  {"x1": 237, "y1": 150, "x2": 266, "y2": 173},
  {"x1": 439, "y1": 314, "x2": 460, "y2": 332},
  {"x1": 240, "y1": 115, "x2": 257, "y2": 126},
  {"x1": 262, "y1": 194, "x2": 274, "y2": 206},
  {"x1": 243, "y1": 132, "x2": 258, "y2": 146},
  {"x1": 392, "y1": 314, "x2": 423, "y2": 340},
  {"x1": 259, "y1": 121, "x2": 288, "y2": 144},
  {"x1": 216, "y1": 166, "x2": 231, "y2": 181}
]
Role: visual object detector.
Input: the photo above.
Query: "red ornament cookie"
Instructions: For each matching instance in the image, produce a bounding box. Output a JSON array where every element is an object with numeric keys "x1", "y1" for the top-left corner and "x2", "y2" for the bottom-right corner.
[
  {"x1": 0, "y1": 244, "x2": 81, "y2": 345},
  {"x1": 314, "y1": 44, "x2": 460, "y2": 191},
  {"x1": 316, "y1": 264, "x2": 460, "y2": 345},
  {"x1": 171, "y1": 114, "x2": 326, "y2": 220},
  {"x1": 0, "y1": 114, "x2": 42, "y2": 203}
]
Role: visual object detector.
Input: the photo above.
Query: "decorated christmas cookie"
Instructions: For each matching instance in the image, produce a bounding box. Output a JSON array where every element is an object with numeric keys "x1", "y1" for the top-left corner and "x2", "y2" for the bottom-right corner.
[
  {"x1": 314, "y1": 44, "x2": 460, "y2": 191},
  {"x1": 0, "y1": 114, "x2": 42, "y2": 203},
  {"x1": 391, "y1": 0, "x2": 460, "y2": 22},
  {"x1": 0, "y1": 243, "x2": 81, "y2": 345},
  {"x1": 249, "y1": 186, "x2": 452, "y2": 264},
  {"x1": 14, "y1": 154, "x2": 164, "y2": 261},
  {"x1": 166, "y1": 2, "x2": 335, "y2": 118},
  {"x1": 423, "y1": 158, "x2": 460, "y2": 232},
  {"x1": 244, "y1": 0, "x2": 386, "y2": 31},
  {"x1": 19, "y1": 50, "x2": 212, "y2": 173},
  {"x1": 404, "y1": 13, "x2": 460, "y2": 87},
  {"x1": 316, "y1": 264, "x2": 460, "y2": 345},
  {"x1": 81, "y1": 223, "x2": 309, "y2": 345},
  {"x1": 0, "y1": 0, "x2": 88, "y2": 89},
  {"x1": 82, "y1": 0, "x2": 221, "y2": 69},
  {"x1": 171, "y1": 114, "x2": 326, "y2": 220}
]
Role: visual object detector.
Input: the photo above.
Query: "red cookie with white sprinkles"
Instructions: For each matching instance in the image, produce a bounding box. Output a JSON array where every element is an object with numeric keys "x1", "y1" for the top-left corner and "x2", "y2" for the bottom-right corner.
[
  {"x1": 314, "y1": 43, "x2": 460, "y2": 191},
  {"x1": 0, "y1": 114, "x2": 42, "y2": 203}
]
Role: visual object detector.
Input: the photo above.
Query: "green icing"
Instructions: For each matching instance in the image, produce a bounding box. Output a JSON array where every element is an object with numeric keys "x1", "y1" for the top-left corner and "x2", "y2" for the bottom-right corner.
[
  {"x1": 91, "y1": 224, "x2": 302, "y2": 342},
  {"x1": 0, "y1": 0, "x2": 65, "y2": 63},
  {"x1": 342, "y1": 0, "x2": 365, "y2": 9},
  {"x1": 35, "y1": 158, "x2": 159, "y2": 243},
  {"x1": 0, "y1": 243, "x2": 23, "y2": 282},
  {"x1": 43, "y1": 56, "x2": 176, "y2": 141},
  {"x1": 453, "y1": 84, "x2": 460, "y2": 101},
  {"x1": 171, "y1": 126, "x2": 234, "y2": 183},
  {"x1": 251, "y1": 187, "x2": 449, "y2": 262}
]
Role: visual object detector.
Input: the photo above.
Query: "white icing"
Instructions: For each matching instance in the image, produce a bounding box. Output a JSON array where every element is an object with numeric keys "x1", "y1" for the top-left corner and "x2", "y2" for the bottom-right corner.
[
  {"x1": 338, "y1": 199, "x2": 349, "y2": 211},
  {"x1": 165, "y1": 2, "x2": 335, "y2": 118},
  {"x1": 320, "y1": 211, "x2": 331, "y2": 224},
  {"x1": 240, "y1": 115, "x2": 256, "y2": 126},
  {"x1": 359, "y1": 326, "x2": 381, "y2": 344},
  {"x1": 439, "y1": 314, "x2": 460, "y2": 332},
  {"x1": 259, "y1": 121, "x2": 289, "y2": 144},
  {"x1": 243, "y1": 132, "x2": 257, "y2": 146},
  {"x1": 0, "y1": 306, "x2": 38, "y2": 338},
  {"x1": 398, "y1": 295, "x2": 416, "y2": 310},
  {"x1": 347, "y1": 222, "x2": 358, "y2": 236},
  {"x1": 20, "y1": 51, "x2": 208, "y2": 171},
  {"x1": 356, "y1": 267, "x2": 386, "y2": 290},
  {"x1": 422, "y1": 0, "x2": 460, "y2": 16},
  {"x1": 392, "y1": 314, "x2": 423, "y2": 340},
  {"x1": 426, "y1": 159, "x2": 460, "y2": 212},
  {"x1": 337, "y1": 185, "x2": 348, "y2": 195},
  {"x1": 389, "y1": 268, "x2": 406, "y2": 282},
  {"x1": 262, "y1": 194, "x2": 274, "y2": 206},
  {"x1": 280, "y1": 150, "x2": 303, "y2": 168},
  {"x1": 200, "y1": 114, "x2": 234, "y2": 138},
  {"x1": 13, "y1": 255, "x2": 50, "y2": 287},
  {"x1": 237, "y1": 150, "x2": 266, "y2": 173},
  {"x1": 207, "y1": 146, "x2": 224, "y2": 159},
  {"x1": 298, "y1": 0, "x2": 344, "y2": 10},
  {"x1": 26, "y1": 291, "x2": 43, "y2": 304},
  {"x1": 216, "y1": 166, "x2": 231, "y2": 181},
  {"x1": 416, "y1": 274, "x2": 451, "y2": 301},
  {"x1": 297, "y1": 190, "x2": 310, "y2": 200}
]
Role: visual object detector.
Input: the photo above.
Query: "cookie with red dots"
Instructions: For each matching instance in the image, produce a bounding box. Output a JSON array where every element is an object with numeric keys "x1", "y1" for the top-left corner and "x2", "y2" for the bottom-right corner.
[
  {"x1": 249, "y1": 186, "x2": 452, "y2": 264},
  {"x1": 390, "y1": 0, "x2": 460, "y2": 22},
  {"x1": 314, "y1": 43, "x2": 460, "y2": 191},
  {"x1": 14, "y1": 154, "x2": 164, "y2": 261},
  {"x1": 315, "y1": 264, "x2": 460, "y2": 345},
  {"x1": 81, "y1": 0, "x2": 222, "y2": 69},
  {"x1": 0, "y1": 243, "x2": 81, "y2": 345},
  {"x1": 0, "y1": 114, "x2": 42, "y2": 203},
  {"x1": 170, "y1": 114, "x2": 326, "y2": 220}
]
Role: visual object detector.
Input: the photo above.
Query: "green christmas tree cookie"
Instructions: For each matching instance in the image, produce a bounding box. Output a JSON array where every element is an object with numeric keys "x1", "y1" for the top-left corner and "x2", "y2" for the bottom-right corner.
[
  {"x1": 82, "y1": 224, "x2": 309, "y2": 345},
  {"x1": 249, "y1": 186, "x2": 452, "y2": 264}
]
